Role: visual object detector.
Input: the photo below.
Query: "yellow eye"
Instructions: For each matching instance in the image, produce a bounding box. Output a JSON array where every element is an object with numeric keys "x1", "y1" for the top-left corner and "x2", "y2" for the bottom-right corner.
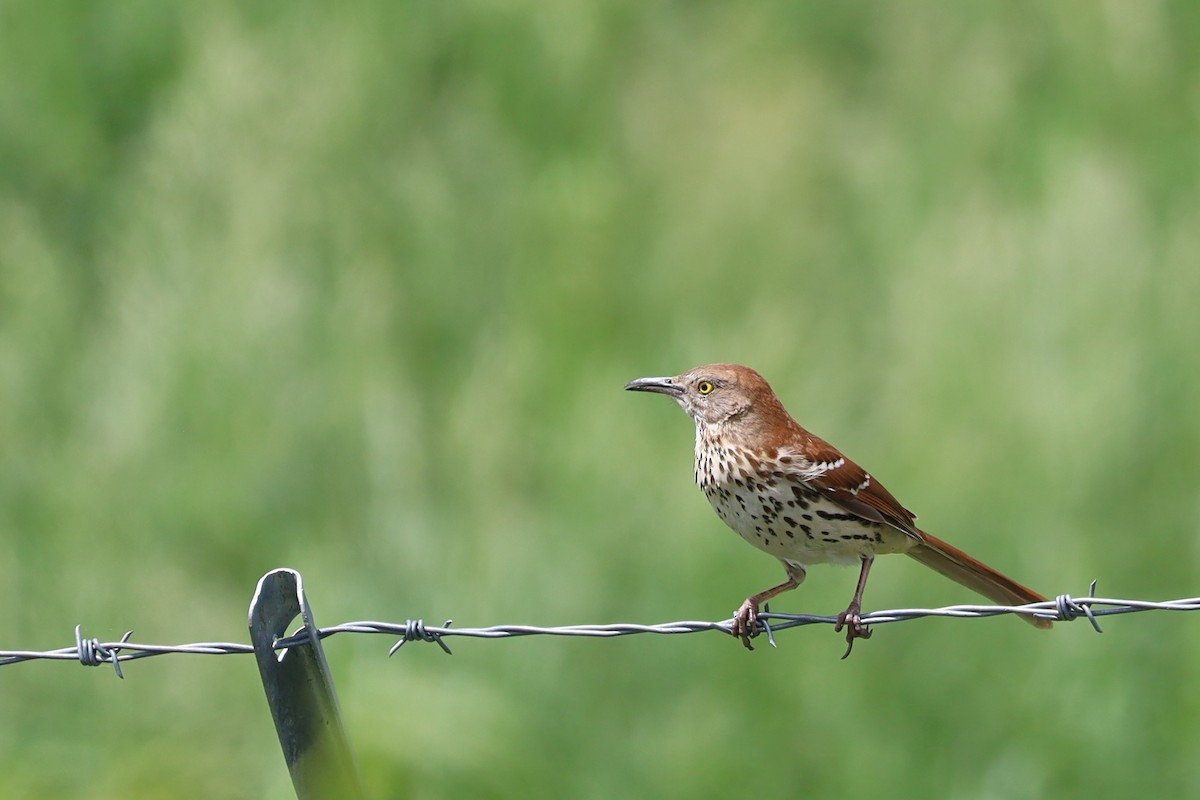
[{"x1": 697, "y1": 380, "x2": 715, "y2": 395}]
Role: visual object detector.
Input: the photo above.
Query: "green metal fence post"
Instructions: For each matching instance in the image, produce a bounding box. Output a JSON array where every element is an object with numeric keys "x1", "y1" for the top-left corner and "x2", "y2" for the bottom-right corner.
[{"x1": 249, "y1": 568, "x2": 368, "y2": 800}]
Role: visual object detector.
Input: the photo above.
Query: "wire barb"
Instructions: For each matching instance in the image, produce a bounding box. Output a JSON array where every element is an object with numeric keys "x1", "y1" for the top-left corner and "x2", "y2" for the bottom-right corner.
[
  {"x1": 759, "y1": 603, "x2": 778, "y2": 649},
  {"x1": 1054, "y1": 579, "x2": 1104, "y2": 633},
  {"x1": 75, "y1": 625, "x2": 134, "y2": 679},
  {"x1": 388, "y1": 620, "x2": 454, "y2": 656}
]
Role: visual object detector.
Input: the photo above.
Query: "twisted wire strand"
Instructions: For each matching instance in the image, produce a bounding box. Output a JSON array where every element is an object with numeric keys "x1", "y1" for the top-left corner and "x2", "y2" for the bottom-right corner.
[{"x1": 4, "y1": 588, "x2": 1197, "y2": 677}]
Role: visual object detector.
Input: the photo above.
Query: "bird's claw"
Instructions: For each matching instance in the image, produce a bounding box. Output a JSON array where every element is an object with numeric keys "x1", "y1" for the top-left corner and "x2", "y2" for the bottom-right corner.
[
  {"x1": 731, "y1": 601, "x2": 759, "y2": 650},
  {"x1": 834, "y1": 604, "x2": 872, "y2": 659}
]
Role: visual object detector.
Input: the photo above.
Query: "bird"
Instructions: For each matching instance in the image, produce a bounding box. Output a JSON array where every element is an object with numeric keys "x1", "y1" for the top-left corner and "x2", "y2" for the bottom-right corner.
[{"x1": 626, "y1": 363, "x2": 1052, "y2": 654}]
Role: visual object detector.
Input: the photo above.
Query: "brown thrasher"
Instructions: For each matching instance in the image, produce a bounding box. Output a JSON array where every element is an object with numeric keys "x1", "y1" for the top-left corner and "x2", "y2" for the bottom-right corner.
[{"x1": 626, "y1": 363, "x2": 1052, "y2": 653}]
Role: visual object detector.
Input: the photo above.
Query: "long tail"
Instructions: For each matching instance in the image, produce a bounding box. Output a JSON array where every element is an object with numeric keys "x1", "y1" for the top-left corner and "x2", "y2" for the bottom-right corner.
[{"x1": 907, "y1": 531, "x2": 1052, "y2": 629}]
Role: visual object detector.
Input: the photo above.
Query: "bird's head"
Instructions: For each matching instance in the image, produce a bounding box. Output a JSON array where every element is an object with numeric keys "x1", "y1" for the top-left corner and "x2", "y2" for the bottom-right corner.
[{"x1": 625, "y1": 363, "x2": 790, "y2": 436}]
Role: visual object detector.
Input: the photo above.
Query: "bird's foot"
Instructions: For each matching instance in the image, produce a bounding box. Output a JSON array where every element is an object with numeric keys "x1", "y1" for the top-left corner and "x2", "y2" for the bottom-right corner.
[
  {"x1": 731, "y1": 600, "x2": 760, "y2": 650},
  {"x1": 834, "y1": 602, "x2": 872, "y2": 659}
]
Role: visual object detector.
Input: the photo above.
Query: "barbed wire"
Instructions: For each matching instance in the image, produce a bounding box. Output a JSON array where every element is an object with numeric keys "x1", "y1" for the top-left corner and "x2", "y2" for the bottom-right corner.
[{"x1": 4, "y1": 585, "x2": 1198, "y2": 678}]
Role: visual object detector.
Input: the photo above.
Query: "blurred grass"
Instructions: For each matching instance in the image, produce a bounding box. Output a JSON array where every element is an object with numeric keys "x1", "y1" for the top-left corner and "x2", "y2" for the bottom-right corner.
[{"x1": 3, "y1": 1, "x2": 1200, "y2": 797}]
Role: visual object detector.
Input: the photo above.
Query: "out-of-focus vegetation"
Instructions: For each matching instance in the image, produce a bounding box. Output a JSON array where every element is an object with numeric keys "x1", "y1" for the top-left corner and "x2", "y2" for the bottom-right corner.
[{"x1": 3, "y1": 2, "x2": 1200, "y2": 797}]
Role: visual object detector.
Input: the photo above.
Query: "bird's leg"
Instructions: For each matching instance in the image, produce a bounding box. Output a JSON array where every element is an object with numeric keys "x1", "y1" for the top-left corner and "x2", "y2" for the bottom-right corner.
[
  {"x1": 835, "y1": 554, "x2": 875, "y2": 658},
  {"x1": 732, "y1": 563, "x2": 805, "y2": 650}
]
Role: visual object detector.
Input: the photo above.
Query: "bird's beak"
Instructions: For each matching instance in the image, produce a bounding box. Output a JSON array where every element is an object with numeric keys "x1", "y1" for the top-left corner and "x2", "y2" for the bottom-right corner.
[{"x1": 625, "y1": 375, "x2": 684, "y2": 397}]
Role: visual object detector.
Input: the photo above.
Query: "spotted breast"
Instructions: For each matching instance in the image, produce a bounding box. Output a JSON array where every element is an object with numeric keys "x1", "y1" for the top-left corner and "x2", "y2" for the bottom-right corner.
[{"x1": 695, "y1": 432, "x2": 918, "y2": 569}]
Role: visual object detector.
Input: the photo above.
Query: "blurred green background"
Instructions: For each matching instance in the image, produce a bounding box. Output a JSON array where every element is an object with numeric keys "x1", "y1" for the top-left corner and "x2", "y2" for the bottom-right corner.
[{"x1": 3, "y1": 1, "x2": 1200, "y2": 797}]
